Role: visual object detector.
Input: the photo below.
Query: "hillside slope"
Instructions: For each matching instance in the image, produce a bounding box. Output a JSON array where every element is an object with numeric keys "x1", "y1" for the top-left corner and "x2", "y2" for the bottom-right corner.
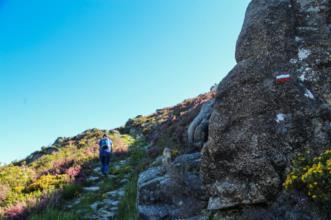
[
  {"x1": 0, "y1": 91, "x2": 215, "y2": 220},
  {"x1": 0, "y1": 128, "x2": 139, "y2": 219}
]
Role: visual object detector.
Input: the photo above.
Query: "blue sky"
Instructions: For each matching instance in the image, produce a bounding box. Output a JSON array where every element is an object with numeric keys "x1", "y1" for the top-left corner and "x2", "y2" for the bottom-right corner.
[{"x1": 0, "y1": 0, "x2": 250, "y2": 164}]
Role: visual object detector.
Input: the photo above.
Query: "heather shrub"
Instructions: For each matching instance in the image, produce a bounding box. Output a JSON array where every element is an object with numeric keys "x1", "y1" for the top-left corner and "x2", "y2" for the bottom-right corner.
[
  {"x1": 31, "y1": 146, "x2": 81, "y2": 172},
  {"x1": 284, "y1": 149, "x2": 331, "y2": 202},
  {"x1": 65, "y1": 165, "x2": 81, "y2": 179},
  {"x1": 3, "y1": 201, "x2": 27, "y2": 219},
  {"x1": 28, "y1": 191, "x2": 62, "y2": 216},
  {"x1": 52, "y1": 158, "x2": 74, "y2": 172},
  {"x1": 30, "y1": 144, "x2": 98, "y2": 176},
  {"x1": 84, "y1": 146, "x2": 98, "y2": 156}
]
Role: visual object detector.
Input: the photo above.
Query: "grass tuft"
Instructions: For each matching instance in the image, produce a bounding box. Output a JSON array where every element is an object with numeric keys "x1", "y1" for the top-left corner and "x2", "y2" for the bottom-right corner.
[
  {"x1": 116, "y1": 175, "x2": 138, "y2": 220},
  {"x1": 29, "y1": 207, "x2": 79, "y2": 220}
]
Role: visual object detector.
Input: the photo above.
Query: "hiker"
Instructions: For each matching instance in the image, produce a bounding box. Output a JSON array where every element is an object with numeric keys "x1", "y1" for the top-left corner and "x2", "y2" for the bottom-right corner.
[{"x1": 99, "y1": 134, "x2": 113, "y2": 176}]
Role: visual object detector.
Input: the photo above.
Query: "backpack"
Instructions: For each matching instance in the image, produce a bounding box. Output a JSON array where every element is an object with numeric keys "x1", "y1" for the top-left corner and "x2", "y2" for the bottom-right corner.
[
  {"x1": 102, "y1": 145, "x2": 109, "y2": 151},
  {"x1": 100, "y1": 138, "x2": 112, "y2": 152}
]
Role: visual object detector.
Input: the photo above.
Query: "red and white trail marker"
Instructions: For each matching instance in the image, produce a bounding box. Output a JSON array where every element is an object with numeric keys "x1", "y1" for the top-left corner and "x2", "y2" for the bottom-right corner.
[{"x1": 276, "y1": 73, "x2": 291, "y2": 84}]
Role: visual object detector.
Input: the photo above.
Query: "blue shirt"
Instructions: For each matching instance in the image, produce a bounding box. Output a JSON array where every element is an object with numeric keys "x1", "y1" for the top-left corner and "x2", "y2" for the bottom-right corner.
[{"x1": 99, "y1": 137, "x2": 112, "y2": 153}]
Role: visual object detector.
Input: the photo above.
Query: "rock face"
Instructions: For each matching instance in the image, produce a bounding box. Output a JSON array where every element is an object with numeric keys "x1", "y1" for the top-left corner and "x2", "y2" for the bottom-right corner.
[
  {"x1": 137, "y1": 151, "x2": 207, "y2": 219},
  {"x1": 202, "y1": 0, "x2": 331, "y2": 211}
]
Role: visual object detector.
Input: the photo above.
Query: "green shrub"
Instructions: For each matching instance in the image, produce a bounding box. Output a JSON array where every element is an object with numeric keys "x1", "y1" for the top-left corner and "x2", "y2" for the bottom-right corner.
[
  {"x1": 128, "y1": 139, "x2": 148, "y2": 171},
  {"x1": 29, "y1": 207, "x2": 79, "y2": 220},
  {"x1": 27, "y1": 174, "x2": 70, "y2": 192},
  {"x1": 284, "y1": 149, "x2": 331, "y2": 202},
  {"x1": 110, "y1": 165, "x2": 131, "y2": 176},
  {"x1": 0, "y1": 166, "x2": 35, "y2": 191},
  {"x1": 0, "y1": 166, "x2": 36, "y2": 206},
  {"x1": 30, "y1": 154, "x2": 55, "y2": 173},
  {"x1": 62, "y1": 184, "x2": 83, "y2": 201},
  {"x1": 120, "y1": 135, "x2": 135, "y2": 146}
]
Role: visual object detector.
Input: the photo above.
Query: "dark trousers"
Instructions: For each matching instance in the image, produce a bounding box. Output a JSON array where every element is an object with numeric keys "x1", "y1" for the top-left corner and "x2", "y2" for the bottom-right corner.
[{"x1": 100, "y1": 152, "x2": 110, "y2": 175}]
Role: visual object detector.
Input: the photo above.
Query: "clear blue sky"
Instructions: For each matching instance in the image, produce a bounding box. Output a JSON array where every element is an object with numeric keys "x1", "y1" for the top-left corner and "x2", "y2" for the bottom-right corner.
[{"x1": 0, "y1": 0, "x2": 250, "y2": 164}]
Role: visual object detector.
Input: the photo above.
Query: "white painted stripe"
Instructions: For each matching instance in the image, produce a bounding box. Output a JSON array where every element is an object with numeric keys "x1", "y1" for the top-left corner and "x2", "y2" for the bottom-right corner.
[{"x1": 276, "y1": 74, "x2": 290, "y2": 79}]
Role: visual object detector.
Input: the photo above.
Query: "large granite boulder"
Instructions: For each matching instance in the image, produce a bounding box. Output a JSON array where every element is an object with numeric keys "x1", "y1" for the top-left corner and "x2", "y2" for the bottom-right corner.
[
  {"x1": 202, "y1": 0, "x2": 331, "y2": 212},
  {"x1": 137, "y1": 152, "x2": 207, "y2": 220}
]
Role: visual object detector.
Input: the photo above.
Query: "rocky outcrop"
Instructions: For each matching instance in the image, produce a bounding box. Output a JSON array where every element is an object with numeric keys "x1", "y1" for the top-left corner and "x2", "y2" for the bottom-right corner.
[
  {"x1": 202, "y1": 0, "x2": 331, "y2": 213},
  {"x1": 121, "y1": 92, "x2": 216, "y2": 153},
  {"x1": 137, "y1": 150, "x2": 207, "y2": 219},
  {"x1": 23, "y1": 147, "x2": 60, "y2": 165},
  {"x1": 188, "y1": 99, "x2": 215, "y2": 149}
]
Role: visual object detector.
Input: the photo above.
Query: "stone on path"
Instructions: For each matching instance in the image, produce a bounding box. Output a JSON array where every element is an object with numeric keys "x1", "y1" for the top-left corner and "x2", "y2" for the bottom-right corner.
[{"x1": 84, "y1": 186, "x2": 100, "y2": 192}]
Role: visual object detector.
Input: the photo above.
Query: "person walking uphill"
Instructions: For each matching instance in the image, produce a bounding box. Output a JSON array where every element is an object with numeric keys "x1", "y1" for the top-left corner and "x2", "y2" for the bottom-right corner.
[{"x1": 99, "y1": 134, "x2": 113, "y2": 176}]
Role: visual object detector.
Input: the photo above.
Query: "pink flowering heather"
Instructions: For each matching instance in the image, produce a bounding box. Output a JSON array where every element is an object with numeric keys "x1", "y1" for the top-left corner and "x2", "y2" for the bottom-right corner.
[
  {"x1": 34, "y1": 191, "x2": 62, "y2": 211},
  {"x1": 52, "y1": 159, "x2": 67, "y2": 170},
  {"x1": 85, "y1": 146, "x2": 98, "y2": 156},
  {"x1": 40, "y1": 159, "x2": 75, "y2": 176},
  {"x1": 65, "y1": 165, "x2": 81, "y2": 178},
  {"x1": 4, "y1": 202, "x2": 27, "y2": 219},
  {"x1": 53, "y1": 159, "x2": 74, "y2": 170}
]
